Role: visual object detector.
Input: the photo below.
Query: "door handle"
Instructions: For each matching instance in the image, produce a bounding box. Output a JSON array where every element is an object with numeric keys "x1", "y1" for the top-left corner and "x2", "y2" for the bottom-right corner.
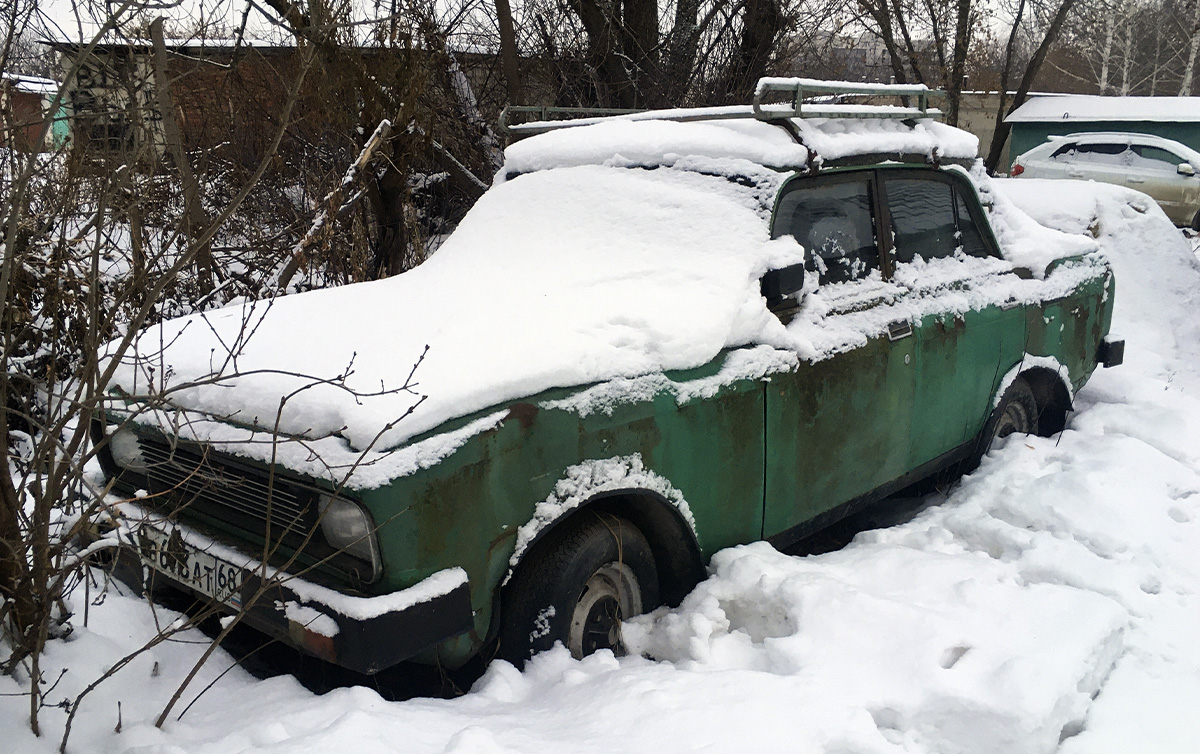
[
  {"x1": 1128, "y1": 177, "x2": 1146, "y2": 183},
  {"x1": 887, "y1": 319, "x2": 913, "y2": 341}
]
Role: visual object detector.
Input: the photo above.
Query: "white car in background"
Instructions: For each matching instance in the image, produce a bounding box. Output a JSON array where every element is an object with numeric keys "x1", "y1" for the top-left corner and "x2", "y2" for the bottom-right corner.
[{"x1": 1010, "y1": 132, "x2": 1200, "y2": 228}]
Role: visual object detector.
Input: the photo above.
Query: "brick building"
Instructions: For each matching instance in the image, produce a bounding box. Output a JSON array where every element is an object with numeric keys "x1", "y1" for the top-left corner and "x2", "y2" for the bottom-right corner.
[
  {"x1": 1, "y1": 73, "x2": 67, "y2": 152},
  {"x1": 47, "y1": 40, "x2": 321, "y2": 165}
]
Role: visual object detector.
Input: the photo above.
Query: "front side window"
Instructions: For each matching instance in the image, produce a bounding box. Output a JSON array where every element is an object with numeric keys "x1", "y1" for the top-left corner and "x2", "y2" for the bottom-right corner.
[
  {"x1": 1131, "y1": 144, "x2": 1184, "y2": 171},
  {"x1": 772, "y1": 178, "x2": 878, "y2": 285},
  {"x1": 954, "y1": 191, "x2": 991, "y2": 259},
  {"x1": 884, "y1": 174, "x2": 993, "y2": 263}
]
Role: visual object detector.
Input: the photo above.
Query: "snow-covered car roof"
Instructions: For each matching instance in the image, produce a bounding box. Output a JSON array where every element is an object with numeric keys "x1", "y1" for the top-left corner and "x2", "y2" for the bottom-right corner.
[
  {"x1": 1026, "y1": 132, "x2": 1200, "y2": 166},
  {"x1": 500, "y1": 108, "x2": 978, "y2": 177}
]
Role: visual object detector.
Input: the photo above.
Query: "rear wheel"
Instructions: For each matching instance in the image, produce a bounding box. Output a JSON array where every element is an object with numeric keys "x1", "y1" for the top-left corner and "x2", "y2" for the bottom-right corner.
[
  {"x1": 958, "y1": 376, "x2": 1039, "y2": 476},
  {"x1": 498, "y1": 512, "x2": 659, "y2": 667},
  {"x1": 991, "y1": 376, "x2": 1039, "y2": 441}
]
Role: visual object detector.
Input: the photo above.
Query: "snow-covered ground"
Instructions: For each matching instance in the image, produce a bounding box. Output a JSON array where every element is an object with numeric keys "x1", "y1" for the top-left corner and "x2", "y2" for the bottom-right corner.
[{"x1": 6, "y1": 177, "x2": 1200, "y2": 754}]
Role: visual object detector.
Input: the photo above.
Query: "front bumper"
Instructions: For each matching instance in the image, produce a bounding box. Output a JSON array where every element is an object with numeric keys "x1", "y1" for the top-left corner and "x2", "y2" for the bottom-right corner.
[{"x1": 102, "y1": 518, "x2": 474, "y2": 675}]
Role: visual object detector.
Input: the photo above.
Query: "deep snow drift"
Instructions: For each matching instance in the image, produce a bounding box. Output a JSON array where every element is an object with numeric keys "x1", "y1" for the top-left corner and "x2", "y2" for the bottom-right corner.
[{"x1": 6, "y1": 177, "x2": 1200, "y2": 753}]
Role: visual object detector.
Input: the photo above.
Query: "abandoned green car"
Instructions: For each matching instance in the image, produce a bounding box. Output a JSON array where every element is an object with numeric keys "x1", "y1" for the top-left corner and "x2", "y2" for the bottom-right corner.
[{"x1": 94, "y1": 80, "x2": 1124, "y2": 673}]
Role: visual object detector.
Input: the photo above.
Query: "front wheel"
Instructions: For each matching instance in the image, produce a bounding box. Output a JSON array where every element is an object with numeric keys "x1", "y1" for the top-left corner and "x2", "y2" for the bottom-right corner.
[{"x1": 498, "y1": 512, "x2": 659, "y2": 667}]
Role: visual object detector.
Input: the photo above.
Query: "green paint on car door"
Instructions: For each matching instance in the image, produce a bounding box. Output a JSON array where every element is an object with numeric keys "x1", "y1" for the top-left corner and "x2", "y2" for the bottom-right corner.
[{"x1": 881, "y1": 170, "x2": 1028, "y2": 465}]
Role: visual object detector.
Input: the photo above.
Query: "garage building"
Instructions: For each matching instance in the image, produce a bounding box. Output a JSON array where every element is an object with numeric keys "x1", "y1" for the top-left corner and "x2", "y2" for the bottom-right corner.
[{"x1": 1006, "y1": 95, "x2": 1200, "y2": 170}]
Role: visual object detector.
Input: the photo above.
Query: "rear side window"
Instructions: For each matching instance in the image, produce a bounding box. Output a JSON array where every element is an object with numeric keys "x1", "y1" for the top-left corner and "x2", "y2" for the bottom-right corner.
[
  {"x1": 772, "y1": 178, "x2": 879, "y2": 285},
  {"x1": 884, "y1": 175, "x2": 993, "y2": 263},
  {"x1": 1072, "y1": 142, "x2": 1129, "y2": 165}
]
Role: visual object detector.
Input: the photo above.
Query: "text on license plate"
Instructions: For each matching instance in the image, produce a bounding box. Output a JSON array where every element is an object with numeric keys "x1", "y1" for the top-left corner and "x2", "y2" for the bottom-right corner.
[{"x1": 138, "y1": 526, "x2": 247, "y2": 608}]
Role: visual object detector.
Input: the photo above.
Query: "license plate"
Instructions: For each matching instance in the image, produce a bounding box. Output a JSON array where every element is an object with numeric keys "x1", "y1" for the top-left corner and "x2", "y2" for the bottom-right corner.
[{"x1": 138, "y1": 526, "x2": 247, "y2": 609}]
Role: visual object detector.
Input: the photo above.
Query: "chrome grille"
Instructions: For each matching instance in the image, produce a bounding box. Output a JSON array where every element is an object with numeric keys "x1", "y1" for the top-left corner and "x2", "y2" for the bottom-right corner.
[{"x1": 136, "y1": 436, "x2": 318, "y2": 537}]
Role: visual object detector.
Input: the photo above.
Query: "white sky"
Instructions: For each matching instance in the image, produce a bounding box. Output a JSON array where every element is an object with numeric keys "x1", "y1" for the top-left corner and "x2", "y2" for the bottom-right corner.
[
  {"x1": 36, "y1": 0, "x2": 336, "y2": 43},
  {"x1": 32, "y1": 0, "x2": 490, "y2": 52}
]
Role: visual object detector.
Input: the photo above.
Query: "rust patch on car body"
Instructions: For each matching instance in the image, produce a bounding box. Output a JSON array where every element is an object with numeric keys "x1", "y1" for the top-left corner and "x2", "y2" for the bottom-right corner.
[{"x1": 507, "y1": 402, "x2": 539, "y2": 429}]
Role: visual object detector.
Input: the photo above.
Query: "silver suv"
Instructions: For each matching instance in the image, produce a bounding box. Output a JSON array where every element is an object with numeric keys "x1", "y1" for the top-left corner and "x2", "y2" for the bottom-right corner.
[{"x1": 1011, "y1": 132, "x2": 1200, "y2": 228}]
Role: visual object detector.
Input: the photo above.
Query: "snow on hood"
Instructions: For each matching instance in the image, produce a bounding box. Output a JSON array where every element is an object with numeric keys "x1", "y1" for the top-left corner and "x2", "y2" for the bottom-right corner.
[{"x1": 105, "y1": 165, "x2": 802, "y2": 456}]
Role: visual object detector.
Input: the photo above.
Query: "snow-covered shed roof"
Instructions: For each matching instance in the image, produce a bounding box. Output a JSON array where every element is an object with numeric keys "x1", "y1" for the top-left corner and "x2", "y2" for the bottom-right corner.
[
  {"x1": 1007, "y1": 94, "x2": 1200, "y2": 123},
  {"x1": 2, "y1": 73, "x2": 59, "y2": 95}
]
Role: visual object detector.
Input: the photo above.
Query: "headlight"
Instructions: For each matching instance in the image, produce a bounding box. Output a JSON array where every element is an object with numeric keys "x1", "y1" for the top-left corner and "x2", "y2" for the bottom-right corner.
[
  {"x1": 109, "y1": 427, "x2": 148, "y2": 472},
  {"x1": 317, "y1": 494, "x2": 380, "y2": 578}
]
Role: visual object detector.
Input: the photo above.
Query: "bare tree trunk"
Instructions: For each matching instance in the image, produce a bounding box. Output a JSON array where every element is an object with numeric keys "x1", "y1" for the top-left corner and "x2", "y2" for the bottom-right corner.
[
  {"x1": 665, "y1": 0, "x2": 702, "y2": 98},
  {"x1": 150, "y1": 18, "x2": 215, "y2": 294},
  {"x1": 985, "y1": 0, "x2": 1026, "y2": 169},
  {"x1": 893, "y1": 0, "x2": 931, "y2": 84},
  {"x1": 0, "y1": 459, "x2": 35, "y2": 663},
  {"x1": 725, "y1": 0, "x2": 783, "y2": 100},
  {"x1": 1099, "y1": 13, "x2": 1113, "y2": 92},
  {"x1": 567, "y1": 0, "x2": 638, "y2": 107},
  {"x1": 984, "y1": 0, "x2": 1080, "y2": 172},
  {"x1": 1180, "y1": 0, "x2": 1200, "y2": 95},
  {"x1": 623, "y1": 0, "x2": 664, "y2": 105},
  {"x1": 947, "y1": 0, "x2": 974, "y2": 126},
  {"x1": 1119, "y1": 20, "x2": 1134, "y2": 94},
  {"x1": 1150, "y1": 22, "x2": 1162, "y2": 95},
  {"x1": 494, "y1": 0, "x2": 524, "y2": 103},
  {"x1": 858, "y1": 0, "x2": 914, "y2": 84}
]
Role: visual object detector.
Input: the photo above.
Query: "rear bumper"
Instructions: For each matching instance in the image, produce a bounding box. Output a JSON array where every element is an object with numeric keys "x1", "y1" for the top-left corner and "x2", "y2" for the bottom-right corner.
[
  {"x1": 103, "y1": 520, "x2": 474, "y2": 675},
  {"x1": 1097, "y1": 337, "x2": 1125, "y2": 368}
]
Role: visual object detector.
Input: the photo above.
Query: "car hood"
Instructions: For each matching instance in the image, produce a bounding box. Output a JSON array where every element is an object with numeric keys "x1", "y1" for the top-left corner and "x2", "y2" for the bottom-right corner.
[{"x1": 103, "y1": 165, "x2": 803, "y2": 456}]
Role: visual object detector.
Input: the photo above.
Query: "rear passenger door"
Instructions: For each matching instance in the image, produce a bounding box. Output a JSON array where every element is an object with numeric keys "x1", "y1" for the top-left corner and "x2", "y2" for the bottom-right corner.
[
  {"x1": 763, "y1": 172, "x2": 918, "y2": 541},
  {"x1": 880, "y1": 169, "x2": 1026, "y2": 470},
  {"x1": 1064, "y1": 139, "x2": 1131, "y2": 185}
]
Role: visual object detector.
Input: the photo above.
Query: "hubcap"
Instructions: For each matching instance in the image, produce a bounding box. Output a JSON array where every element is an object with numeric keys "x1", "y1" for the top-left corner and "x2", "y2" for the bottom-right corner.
[{"x1": 567, "y1": 562, "x2": 641, "y2": 659}]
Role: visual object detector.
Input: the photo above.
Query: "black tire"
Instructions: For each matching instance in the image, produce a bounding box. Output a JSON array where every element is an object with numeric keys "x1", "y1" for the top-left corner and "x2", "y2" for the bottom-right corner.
[
  {"x1": 955, "y1": 375, "x2": 1040, "y2": 477},
  {"x1": 990, "y1": 376, "x2": 1039, "y2": 441},
  {"x1": 498, "y1": 512, "x2": 659, "y2": 667},
  {"x1": 1191, "y1": 209, "x2": 1200, "y2": 232},
  {"x1": 979, "y1": 376, "x2": 1040, "y2": 456}
]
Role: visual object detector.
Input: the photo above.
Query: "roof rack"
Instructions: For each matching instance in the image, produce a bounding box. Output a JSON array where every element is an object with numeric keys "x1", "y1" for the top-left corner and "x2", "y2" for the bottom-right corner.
[
  {"x1": 753, "y1": 78, "x2": 942, "y2": 119},
  {"x1": 499, "y1": 77, "x2": 945, "y2": 136}
]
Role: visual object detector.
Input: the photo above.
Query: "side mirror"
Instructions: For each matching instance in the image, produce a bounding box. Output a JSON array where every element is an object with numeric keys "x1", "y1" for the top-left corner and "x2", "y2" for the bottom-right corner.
[
  {"x1": 1178, "y1": 163, "x2": 1196, "y2": 176},
  {"x1": 761, "y1": 263, "x2": 805, "y2": 319}
]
